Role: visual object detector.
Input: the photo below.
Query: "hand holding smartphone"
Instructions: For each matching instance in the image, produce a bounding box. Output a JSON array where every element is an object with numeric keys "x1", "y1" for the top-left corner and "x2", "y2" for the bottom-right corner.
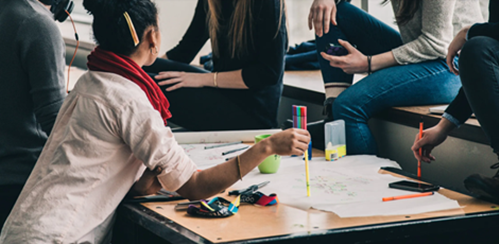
[
  {"x1": 389, "y1": 180, "x2": 440, "y2": 192},
  {"x1": 324, "y1": 43, "x2": 348, "y2": 56}
]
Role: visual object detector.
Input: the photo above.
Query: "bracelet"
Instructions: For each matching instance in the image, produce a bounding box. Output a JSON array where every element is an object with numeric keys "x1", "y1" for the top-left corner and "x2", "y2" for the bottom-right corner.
[
  {"x1": 367, "y1": 56, "x2": 372, "y2": 75},
  {"x1": 213, "y1": 72, "x2": 218, "y2": 88},
  {"x1": 236, "y1": 155, "x2": 243, "y2": 181}
]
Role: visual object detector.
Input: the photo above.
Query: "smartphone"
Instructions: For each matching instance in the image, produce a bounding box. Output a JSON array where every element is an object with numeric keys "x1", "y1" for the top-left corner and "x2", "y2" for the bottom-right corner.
[
  {"x1": 389, "y1": 180, "x2": 440, "y2": 192},
  {"x1": 324, "y1": 43, "x2": 348, "y2": 56}
]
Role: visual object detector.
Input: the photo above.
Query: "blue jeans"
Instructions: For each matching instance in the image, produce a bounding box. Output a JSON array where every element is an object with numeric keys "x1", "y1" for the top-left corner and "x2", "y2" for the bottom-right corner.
[{"x1": 316, "y1": 1, "x2": 461, "y2": 155}]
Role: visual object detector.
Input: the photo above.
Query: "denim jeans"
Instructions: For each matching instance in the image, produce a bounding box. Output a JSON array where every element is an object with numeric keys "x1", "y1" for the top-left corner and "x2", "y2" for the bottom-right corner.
[
  {"x1": 459, "y1": 36, "x2": 499, "y2": 156},
  {"x1": 316, "y1": 1, "x2": 461, "y2": 155}
]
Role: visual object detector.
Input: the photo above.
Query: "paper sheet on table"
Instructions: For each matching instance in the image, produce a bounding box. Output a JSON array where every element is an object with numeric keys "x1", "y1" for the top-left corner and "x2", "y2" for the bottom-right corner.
[
  {"x1": 174, "y1": 129, "x2": 281, "y2": 144},
  {"x1": 231, "y1": 155, "x2": 461, "y2": 217},
  {"x1": 181, "y1": 143, "x2": 249, "y2": 170}
]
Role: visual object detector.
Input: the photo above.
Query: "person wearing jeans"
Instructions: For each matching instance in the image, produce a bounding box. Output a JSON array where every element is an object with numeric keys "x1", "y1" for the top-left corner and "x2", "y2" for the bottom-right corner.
[
  {"x1": 308, "y1": 0, "x2": 483, "y2": 155},
  {"x1": 412, "y1": 1, "x2": 499, "y2": 201}
]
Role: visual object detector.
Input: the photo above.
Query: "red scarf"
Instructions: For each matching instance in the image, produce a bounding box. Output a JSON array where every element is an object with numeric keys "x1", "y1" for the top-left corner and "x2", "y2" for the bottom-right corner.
[{"x1": 87, "y1": 47, "x2": 171, "y2": 125}]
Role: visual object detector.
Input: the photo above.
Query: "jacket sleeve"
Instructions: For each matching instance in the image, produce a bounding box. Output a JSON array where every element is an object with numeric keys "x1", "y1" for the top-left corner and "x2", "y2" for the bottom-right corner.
[
  {"x1": 443, "y1": 88, "x2": 473, "y2": 126},
  {"x1": 17, "y1": 14, "x2": 66, "y2": 136},
  {"x1": 240, "y1": 0, "x2": 288, "y2": 89},
  {"x1": 392, "y1": 0, "x2": 456, "y2": 65},
  {"x1": 166, "y1": 0, "x2": 210, "y2": 64}
]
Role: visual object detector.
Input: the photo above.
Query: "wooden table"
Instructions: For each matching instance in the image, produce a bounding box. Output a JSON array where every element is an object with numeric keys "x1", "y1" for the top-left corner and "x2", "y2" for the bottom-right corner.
[{"x1": 113, "y1": 153, "x2": 499, "y2": 243}]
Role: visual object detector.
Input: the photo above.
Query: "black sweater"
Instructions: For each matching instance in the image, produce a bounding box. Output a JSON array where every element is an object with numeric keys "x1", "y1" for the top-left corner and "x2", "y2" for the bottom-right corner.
[
  {"x1": 166, "y1": 0, "x2": 288, "y2": 128},
  {"x1": 445, "y1": 1, "x2": 499, "y2": 125}
]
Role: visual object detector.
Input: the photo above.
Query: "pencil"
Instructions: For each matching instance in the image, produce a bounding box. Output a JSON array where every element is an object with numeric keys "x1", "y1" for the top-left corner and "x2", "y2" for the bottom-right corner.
[
  {"x1": 301, "y1": 106, "x2": 310, "y2": 197},
  {"x1": 305, "y1": 150, "x2": 311, "y2": 197},
  {"x1": 221, "y1": 146, "x2": 249, "y2": 156},
  {"x1": 418, "y1": 117, "x2": 423, "y2": 180},
  {"x1": 382, "y1": 191, "x2": 434, "y2": 202},
  {"x1": 204, "y1": 141, "x2": 243, "y2": 149}
]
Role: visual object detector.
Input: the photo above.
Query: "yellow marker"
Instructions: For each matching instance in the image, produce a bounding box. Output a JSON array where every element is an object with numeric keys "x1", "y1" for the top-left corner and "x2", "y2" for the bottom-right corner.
[
  {"x1": 304, "y1": 151, "x2": 311, "y2": 197},
  {"x1": 201, "y1": 201, "x2": 215, "y2": 212}
]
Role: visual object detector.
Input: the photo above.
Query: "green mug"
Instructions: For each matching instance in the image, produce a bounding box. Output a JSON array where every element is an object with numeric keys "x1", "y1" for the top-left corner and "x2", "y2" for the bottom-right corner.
[{"x1": 255, "y1": 134, "x2": 281, "y2": 174}]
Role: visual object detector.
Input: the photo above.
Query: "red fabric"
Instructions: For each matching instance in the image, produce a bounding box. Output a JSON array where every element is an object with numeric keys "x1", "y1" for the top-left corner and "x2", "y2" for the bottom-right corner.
[{"x1": 87, "y1": 47, "x2": 171, "y2": 125}]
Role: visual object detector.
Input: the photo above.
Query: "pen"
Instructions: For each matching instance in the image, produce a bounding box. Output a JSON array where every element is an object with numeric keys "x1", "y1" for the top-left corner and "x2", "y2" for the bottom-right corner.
[
  {"x1": 301, "y1": 106, "x2": 310, "y2": 197},
  {"x1": 221, "y1": 146, "x2": 249, "y2": 156},
  {"x1": 382, "y1": 191, "x2": 434, "y2": 202},
  {"x1": 204, "y1": 141, "x2": 243, "y2": 150},
  {"x1": 418, "y1": 117, "x2": 423, "y2": 180}
]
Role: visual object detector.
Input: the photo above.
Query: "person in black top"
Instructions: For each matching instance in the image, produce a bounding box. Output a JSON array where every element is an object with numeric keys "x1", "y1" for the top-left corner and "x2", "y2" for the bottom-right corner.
[
  {"x1": 143, "y1": 0, "x2": 287, "y2": 131},
  {"x1": 411, "y1": 2, "x2": 499, "y2": 202}
]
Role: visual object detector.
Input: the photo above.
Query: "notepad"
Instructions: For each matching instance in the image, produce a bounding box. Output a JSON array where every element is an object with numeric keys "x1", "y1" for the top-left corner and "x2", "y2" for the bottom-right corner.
[{"x1": 429, "y1": 105, "x2": 475, "y2": 118}]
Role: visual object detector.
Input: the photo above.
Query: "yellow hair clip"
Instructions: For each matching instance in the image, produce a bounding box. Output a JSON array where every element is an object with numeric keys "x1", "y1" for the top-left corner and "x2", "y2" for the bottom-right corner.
[{"x1": 123, "y1": 11, "x2": 140, "y2": 46}]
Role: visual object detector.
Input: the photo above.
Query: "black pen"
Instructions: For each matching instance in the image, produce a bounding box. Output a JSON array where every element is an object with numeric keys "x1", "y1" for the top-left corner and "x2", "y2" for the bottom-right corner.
[
  {"x1": 204, "y1": 141, "x2": 243, "y2": 149},
  {"x1": 221, "y1": 146, "x2": 249, "y2": 156}
]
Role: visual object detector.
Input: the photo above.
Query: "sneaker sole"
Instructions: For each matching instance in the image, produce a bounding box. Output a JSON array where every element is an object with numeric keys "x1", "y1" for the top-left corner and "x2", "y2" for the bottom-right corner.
[{"x1": 464, "y1": 175, "x2": 499, "y2": 203}]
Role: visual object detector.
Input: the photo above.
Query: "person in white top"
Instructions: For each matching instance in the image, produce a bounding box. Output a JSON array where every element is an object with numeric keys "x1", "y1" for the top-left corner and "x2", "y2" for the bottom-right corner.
[{"x1": 0, "y1": 0, "x2": 311, "y2": 243}]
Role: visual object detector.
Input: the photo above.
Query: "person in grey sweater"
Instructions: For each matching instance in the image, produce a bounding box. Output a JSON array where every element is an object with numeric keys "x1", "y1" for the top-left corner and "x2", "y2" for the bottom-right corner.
[
  {"x1": 308, "y1": 0, "x2": 483, "y2": 155},
  {"x1": 0, "y1": 0, "x2": 66, "y2": 227}
]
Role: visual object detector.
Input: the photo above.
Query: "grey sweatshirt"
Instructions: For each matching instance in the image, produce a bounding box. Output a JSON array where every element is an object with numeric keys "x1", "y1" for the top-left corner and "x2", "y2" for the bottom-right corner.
[
  {"x1": 391, "y1": 0, "x2": 484, "y2": 65},
  {"x1": 0, "y1": 0, "x2": 66, "y2": 185}
]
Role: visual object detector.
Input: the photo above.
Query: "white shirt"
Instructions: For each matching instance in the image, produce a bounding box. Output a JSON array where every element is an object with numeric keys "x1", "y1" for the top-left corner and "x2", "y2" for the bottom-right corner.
[{"x1": 0, "y1": 71, "x2": 197, "y2": 244}]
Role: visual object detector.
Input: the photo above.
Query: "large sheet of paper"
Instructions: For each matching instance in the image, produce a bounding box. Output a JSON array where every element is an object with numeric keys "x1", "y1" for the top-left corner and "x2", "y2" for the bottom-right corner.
[
  {"x1": 174, "y1": 129, "x2": 281, "y2": 144},
  {"x1": 231, "y1": 155, "x2": 461, "y2": 218},
  {"x1": 181, "y1": 143, "x2": 250, "y2": 170}
]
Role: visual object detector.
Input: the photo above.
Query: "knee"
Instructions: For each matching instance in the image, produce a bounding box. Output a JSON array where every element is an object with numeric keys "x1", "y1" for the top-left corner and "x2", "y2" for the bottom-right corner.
[
  {"x1": 459, "y1": 36, "x2": 499, "y2": 86},
  {"x1": 332, "y1": 93, "x2": 360, "y2": 120},
  {"x1": 460, "y1": 36, "x2": 498, "y2": 69}
]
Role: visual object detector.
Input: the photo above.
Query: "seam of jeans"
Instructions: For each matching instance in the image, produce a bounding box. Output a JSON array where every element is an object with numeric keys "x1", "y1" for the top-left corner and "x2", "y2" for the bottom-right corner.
[{"x1": 355, "y1": 65, "x2": 452, "y2": 122}]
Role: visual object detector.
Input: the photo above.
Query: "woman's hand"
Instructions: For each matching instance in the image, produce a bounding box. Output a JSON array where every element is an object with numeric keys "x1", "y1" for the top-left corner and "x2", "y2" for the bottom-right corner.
[
  {"x1": 129, "y1": 167, "x2": 163, "y2": 197},
  {"x1": 156, "y1": 72, "x2": 212, "y2": 92},
  {"x1": 320, "y1": 39, "x2": 367, "y2": 74},
  {"x1": 264, "y1": 128, "x2": 311, "y2": 156},
  {"x1": 309, "y1": 0, "x2": 338, "y2": 37},
  {"x1": 411, "y1": 119, "x2": 455, "y2": 163},
  {"x1": 447, "y1": 25, "x2": 471, "y2": 75}
]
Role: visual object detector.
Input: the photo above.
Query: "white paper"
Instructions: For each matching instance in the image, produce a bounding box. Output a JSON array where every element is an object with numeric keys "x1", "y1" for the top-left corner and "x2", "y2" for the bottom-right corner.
[
  {"x1": 173, "y1": 129, "x2": 281, "y2": 144},
  {"x1": 181, "y1": 143, "x2": 249, "y2": 170},
  {"x1": 321, "y1": 191, "x2": 461, "y2": 217},
  {"x1": 230, "y1": 155, "x2": 461, "y2": 217}
]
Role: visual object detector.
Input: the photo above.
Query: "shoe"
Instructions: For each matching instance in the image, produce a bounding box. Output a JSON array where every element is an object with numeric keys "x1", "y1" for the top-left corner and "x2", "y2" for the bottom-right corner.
[
  {"x1": 464, "y1": 163, "x2": 499, "y2": 203},
  {"x1": 323, "y1": 97, "x2": 335, "y2": 122}
]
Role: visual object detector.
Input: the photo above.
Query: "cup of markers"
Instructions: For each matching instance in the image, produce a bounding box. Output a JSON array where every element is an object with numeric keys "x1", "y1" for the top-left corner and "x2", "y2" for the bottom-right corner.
[{"x1": 292, "y1": 105, "x2": 312, "y2": 160}]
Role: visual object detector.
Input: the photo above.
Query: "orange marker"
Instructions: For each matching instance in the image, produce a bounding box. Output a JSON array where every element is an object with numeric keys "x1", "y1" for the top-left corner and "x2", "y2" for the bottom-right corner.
[
  {"x1": 382, "y1": 191, "x2": 434, "y2": 202},
  {"x1": 418, "y1": 117, "x2": 423, "y2": 180}
]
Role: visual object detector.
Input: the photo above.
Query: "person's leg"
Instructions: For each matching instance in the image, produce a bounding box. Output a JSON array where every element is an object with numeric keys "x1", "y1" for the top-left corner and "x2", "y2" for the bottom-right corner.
[
  {"x1": 0, "y1": 184, "x2": 24, "y2": 229},
  {"x1": 458, "y1": 36, "x2": 499, "y2": 201},
  {"x1": 333, "y1": 59, "x2": 461, "y2": 155},
  {"x1": 163, "y1": 87, "x2": 267, "y2": 131},
  {"x1": 460, "y1": 37, "x2": 499, "y2": 155},
  {"x1": 143, "y1": 58, "x2": 209, "y2": 74},
  {"x1": 316, "y1": 1, "x2": 403, "y2": 100},
  {"x1": 144, "y1": 58, "x2": 267, "y2": 130}
]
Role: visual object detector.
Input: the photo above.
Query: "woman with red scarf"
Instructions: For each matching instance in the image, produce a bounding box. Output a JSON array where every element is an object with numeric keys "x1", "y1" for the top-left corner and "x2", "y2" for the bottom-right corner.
[{"x1": 0, "y1": 0, "x2": 310, "y2": 243}]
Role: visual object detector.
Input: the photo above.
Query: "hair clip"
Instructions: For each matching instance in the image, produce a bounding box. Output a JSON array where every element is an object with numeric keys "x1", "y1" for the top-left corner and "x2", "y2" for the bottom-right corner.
[{"x1": 123, "y1": 11, "x2": 140, "y2": 46}]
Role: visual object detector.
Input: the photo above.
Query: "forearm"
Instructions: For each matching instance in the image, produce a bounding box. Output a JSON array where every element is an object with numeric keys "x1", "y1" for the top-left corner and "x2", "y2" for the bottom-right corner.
[
  {"x1": 436, "y1": 117, "x2": 456, "y2": 135},
  {"x1": 205, "y1": 70, "x2": 249, "y2": 89},
  {"x1": 177, "y1": 140, "x2": 272, "y2": 200},
  {"x1": 371, "y1": 51, "x2": 398, "y2": 72}
]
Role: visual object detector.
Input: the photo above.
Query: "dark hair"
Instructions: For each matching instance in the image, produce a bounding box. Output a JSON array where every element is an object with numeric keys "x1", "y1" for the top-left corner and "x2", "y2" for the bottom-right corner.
[
  {"x1": 83, "y1": 0, "x2": 158, "y2": 56},
  {"x1": 382, "y1": 0, "x2": 421, "y2": 26}
]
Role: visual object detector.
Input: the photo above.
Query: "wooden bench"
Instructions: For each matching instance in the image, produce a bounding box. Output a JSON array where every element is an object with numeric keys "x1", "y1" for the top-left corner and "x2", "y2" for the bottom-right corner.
[{"x1": 281, "y1": 70, "x2": 487, "y2": 145}]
